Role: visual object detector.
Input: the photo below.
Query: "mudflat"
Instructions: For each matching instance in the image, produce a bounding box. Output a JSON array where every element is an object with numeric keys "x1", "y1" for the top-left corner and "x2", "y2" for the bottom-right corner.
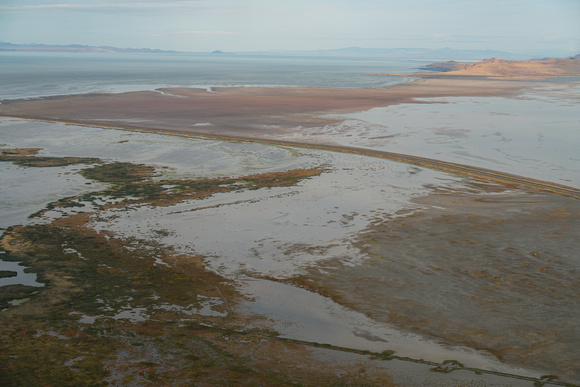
[
  {"x1": 0, "y1": 78, "x2": 532, "y2": 140},
  {"x1": 2, "y1": 76, "x2": 579, "y2": 197}
]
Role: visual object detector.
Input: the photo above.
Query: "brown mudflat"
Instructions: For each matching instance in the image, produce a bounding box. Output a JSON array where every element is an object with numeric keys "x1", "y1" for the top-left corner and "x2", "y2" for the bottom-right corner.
[{"x1": 0, "y1": 78, "x2": 530, "y2": 140}]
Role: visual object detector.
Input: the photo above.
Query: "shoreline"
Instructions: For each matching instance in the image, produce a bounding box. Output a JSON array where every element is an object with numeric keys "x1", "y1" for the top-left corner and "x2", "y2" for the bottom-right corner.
[
  {"x1": 2, "y1": 114, "x2": 579, "y2": 199},
  {"x1": 1, "y1": 76, "x2": 578, "y2": 198}
]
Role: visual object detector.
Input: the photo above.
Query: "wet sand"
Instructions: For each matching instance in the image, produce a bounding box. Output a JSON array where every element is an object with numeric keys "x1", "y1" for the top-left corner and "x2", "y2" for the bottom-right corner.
[{"x1": 0, "y1": 78, "x2": 531, "y2": 139}]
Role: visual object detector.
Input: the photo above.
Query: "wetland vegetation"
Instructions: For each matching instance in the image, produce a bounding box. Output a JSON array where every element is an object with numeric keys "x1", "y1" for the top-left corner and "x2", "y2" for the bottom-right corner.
[
  {"x1": 1, "y1": 142, "x2": 577, "y2": 386},
  {"x1": 3, "y1": 148, "x2": 388, "y2": 385}
]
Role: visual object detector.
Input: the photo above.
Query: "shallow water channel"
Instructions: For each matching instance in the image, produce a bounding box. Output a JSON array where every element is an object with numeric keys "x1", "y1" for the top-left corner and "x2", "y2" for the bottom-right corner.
[
  {"x1": 1, "y1": 117, "x2": 578, "y2": 385},
  {"x1": 292, "y1": 82, "x2": 580, "y2": 188}
]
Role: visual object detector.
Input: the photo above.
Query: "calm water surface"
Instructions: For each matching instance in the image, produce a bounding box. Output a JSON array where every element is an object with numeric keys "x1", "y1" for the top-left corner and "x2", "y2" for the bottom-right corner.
[{"x1": 0, "y1": 52, "x2": 422, "y2": 99}]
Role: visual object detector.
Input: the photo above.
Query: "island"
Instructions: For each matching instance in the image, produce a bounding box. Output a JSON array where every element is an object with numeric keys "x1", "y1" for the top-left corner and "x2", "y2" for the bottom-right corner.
[{"x1": 387, "y1": 54, "x2": 580, "y2": 79}]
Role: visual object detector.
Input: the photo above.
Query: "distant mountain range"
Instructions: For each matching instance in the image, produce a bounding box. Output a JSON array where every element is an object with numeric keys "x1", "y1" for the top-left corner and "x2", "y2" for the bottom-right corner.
[
  {"x1": 0, "y1": 41, "x2": 540, "y2": 60},
  {"x1": 250, "y1": 47, "x2": 534, "y2": 60},
  {"x1": 0, "y1": 41, "x2": 179, "y2": 54}
]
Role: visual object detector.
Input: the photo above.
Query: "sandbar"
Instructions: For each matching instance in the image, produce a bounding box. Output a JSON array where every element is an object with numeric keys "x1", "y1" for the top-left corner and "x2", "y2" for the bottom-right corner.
[{"x1": 0, "y1": 78, "x2": 532, "y2": 139}]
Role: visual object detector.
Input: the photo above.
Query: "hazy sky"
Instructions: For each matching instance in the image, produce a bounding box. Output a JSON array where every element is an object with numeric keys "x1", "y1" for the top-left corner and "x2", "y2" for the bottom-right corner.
[{"x1": 1, "y1": 0, "x2": 579, "y2": 55}]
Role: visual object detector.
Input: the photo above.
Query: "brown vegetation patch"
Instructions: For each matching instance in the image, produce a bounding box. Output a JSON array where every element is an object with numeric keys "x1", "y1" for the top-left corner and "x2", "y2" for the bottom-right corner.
[
  {"x1": 0, "y1": 148, "x2": 41, "y2": 156},
  {"x1": 80, "y1": 162, "x2": 156, "y2": 183},
  {"x1": 1, "y1": 156, "x2": 384, "y2": 385},
  {"x1": 1, "y1": 146, "x2": 100, "y2": 167},
  {"x1": 0, "y1": 154, "x2": 100, "y2": 167}
]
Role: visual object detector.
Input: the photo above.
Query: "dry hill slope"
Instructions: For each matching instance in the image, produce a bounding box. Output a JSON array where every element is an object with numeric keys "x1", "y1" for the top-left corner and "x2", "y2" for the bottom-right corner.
[{"x1": 389, "y1": 55, "x2": 580, "y2": 79}]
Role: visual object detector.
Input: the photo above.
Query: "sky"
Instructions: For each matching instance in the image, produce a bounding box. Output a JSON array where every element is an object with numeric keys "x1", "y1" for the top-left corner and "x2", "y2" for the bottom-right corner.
[{"x1": 1, "y1": 0, "x2": 579, "y2": 56}]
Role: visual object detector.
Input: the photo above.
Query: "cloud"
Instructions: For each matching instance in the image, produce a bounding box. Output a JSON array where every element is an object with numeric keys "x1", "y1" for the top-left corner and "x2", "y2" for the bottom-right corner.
[
  {"x1": 424, "y1": 34, "x2": 459, "y2": 42},
  {"x1": 175, "y1": 31, "x2": 236, "y2": 35},
  {"x1": 151, "y1": 30, "x2": 237, "y2": 36},
  {"x1": 0, "y1": 1, "x2": 185, "y2": 9},
  {"x1": 0, "y1": 1, "x2": 242, "y2": 12}
]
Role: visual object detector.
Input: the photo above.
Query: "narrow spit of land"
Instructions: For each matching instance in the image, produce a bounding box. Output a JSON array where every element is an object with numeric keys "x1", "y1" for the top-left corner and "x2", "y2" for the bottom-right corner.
[
  {"x1": 245, "y1": 139, "x2": 580, "y2": 199},
  {"x1": 2, "y1": 118, "x2": 579, "y2": 200}
]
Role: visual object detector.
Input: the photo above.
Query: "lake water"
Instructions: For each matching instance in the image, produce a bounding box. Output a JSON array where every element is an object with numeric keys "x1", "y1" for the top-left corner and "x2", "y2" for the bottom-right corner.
[
  {"x1": 0, "y1": 51, "x2": 423, "y2": 100},
  {"x1": 0, "y1": 52, "x2": 579, "y2": 384}
]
